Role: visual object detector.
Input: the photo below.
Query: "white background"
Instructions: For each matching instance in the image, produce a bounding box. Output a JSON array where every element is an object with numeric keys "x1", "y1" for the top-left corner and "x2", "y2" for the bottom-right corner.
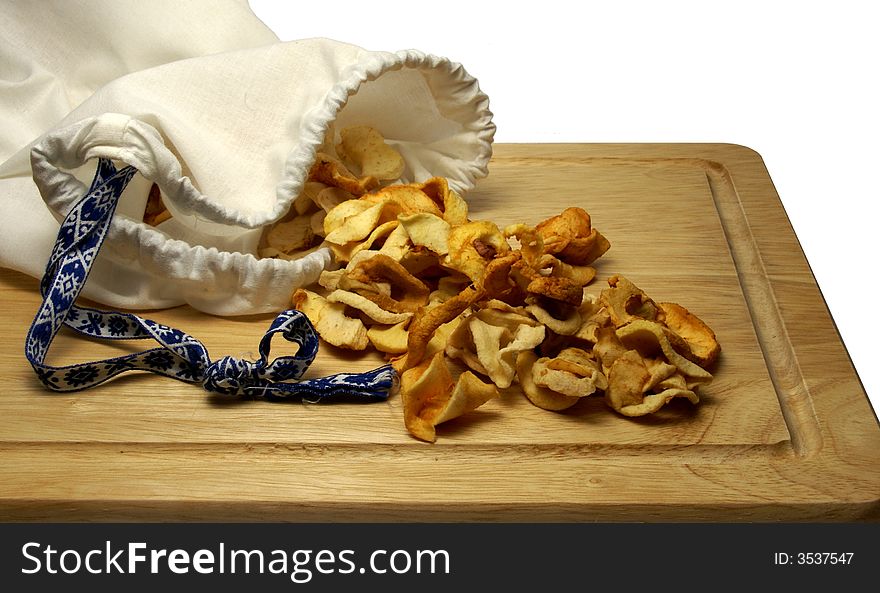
[{"x1": 250, "y1": 0, "x2": 878, "y2": 415}]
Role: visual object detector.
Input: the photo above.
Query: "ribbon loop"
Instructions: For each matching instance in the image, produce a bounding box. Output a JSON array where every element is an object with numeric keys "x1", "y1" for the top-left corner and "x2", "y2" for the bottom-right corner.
[{"x1": 25, "y1": 158, "x2": 395, "y2": 403}]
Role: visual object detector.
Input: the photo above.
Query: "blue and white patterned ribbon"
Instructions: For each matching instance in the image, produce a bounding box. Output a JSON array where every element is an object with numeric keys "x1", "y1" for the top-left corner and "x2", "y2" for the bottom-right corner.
[{"x1": 25, "y1": 158, "x2": 394, "y2": 401}]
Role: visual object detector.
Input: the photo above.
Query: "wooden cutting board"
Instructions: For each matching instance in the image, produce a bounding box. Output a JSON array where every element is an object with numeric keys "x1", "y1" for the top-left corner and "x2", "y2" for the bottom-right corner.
[{"x1": 1, "y1": 144, "x2": 877, "y2": 521}]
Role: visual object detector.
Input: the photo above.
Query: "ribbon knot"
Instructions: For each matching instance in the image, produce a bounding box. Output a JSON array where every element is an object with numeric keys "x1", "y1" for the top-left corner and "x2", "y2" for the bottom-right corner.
[
  {"x1": 202, "y1": 356, "x2": 260, "y2": 396},
  {"x1": 25, "y1": 157, "x2": 395, "y2": 403}
]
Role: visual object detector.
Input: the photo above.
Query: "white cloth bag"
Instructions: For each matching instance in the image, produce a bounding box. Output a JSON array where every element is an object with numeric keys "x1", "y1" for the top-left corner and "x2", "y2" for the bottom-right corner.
[{"x1": 0, "y1": 0, "x2": 494, "y2": 315}]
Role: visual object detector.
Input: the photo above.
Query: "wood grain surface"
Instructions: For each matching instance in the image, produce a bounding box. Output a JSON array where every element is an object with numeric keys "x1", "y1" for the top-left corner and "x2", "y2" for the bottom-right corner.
[{"x1": 1, "y1": 143, "x2": 877, "y2": 521}]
